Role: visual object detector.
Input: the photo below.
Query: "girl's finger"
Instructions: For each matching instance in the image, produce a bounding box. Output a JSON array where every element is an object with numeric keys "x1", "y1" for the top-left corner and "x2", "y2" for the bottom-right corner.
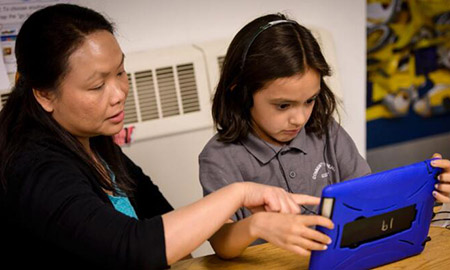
[
  {"x1": 286, "y1": 245, "x2": 310, "y2": 257},
  {"x1": 298, "y1": 226, "x2": 332, "y2": 245},
  {"x1": 431, "y1": 159, "x2": 450, "y2": 169},
  {"x1": 435, "y1": 183, "x2": 450, "y2": 193},
  {"x1": 293, "y1": 236, "x2": 329, "y2": 251},
  {"x1": 437, "y1": 173, "x2": 450, "y2": 183},
  {"x1": 433, "y1": 191, "x2": 450, "y2": 203},
  {"x1": 432, "y1": 153, "x2": 442, "y2": 159}
]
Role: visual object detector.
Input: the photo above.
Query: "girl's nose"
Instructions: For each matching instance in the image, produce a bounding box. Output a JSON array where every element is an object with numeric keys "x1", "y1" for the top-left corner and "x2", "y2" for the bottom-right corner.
[{"x1": 289, "y1": 107, "x2": 306, "y2": 126}]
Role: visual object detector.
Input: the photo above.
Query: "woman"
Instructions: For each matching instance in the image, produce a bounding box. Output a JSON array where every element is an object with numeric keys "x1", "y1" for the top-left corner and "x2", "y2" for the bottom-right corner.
[{"x1": 0, "y1": 4, "x2": 333, "y2": 269}]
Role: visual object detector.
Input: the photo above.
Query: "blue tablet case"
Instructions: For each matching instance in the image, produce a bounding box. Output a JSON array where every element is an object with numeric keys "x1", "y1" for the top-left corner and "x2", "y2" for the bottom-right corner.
[{"x1": 309, "y1": 159, "x2": 442, "y2": 270}]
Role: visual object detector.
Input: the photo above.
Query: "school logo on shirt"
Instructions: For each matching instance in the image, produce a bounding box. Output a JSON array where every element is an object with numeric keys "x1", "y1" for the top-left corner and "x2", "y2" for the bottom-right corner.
[{"x1": 312, "y1": 162, "x2": 335, "y2": 180}]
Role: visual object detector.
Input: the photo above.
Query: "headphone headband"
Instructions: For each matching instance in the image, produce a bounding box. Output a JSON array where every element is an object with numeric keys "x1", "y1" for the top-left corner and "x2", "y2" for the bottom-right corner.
[{"x1": 240, "y1": 19, "x2": 297, "y2": 71}]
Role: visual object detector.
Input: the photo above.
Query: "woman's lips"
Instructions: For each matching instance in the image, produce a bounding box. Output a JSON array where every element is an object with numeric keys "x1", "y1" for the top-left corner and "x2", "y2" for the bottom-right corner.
[{"x1": 108, "y1": 111, "x2": 124, "y2": 124}]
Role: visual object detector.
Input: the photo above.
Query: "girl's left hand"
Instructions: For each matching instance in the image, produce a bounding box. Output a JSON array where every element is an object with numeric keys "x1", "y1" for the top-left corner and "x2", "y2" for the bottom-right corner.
[{"x1": 431, "y1": 153, "x2": 450, "y2": 203}]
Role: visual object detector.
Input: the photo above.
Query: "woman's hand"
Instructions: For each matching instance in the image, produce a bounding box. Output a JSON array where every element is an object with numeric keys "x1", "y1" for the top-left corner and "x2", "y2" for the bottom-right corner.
[
  {"x1": 431, "y1": 153, "x2": 450, "y2": 203},
  {"x1": 249, "y1": 212, "x2": 334, "y2": 256},
  {"x1": 240, "y1": 182, "x2": 319, "y2": 215},
  {"x1": 207, "y1": 182, "x2": 332, "y2": 259},
  {"x1": 237, "y1": 182, "x2": 334, "y2": 256}
]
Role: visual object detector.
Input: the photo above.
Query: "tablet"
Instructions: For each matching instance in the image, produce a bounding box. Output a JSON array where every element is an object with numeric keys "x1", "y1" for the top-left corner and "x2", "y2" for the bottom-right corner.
[{"x1": 309, "y1": 159, "x2": 442, "y2": 270}]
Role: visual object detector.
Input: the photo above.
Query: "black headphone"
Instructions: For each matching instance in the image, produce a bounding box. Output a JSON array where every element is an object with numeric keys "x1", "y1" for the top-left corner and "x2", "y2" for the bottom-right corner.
[
  {"x1": 240, "y1": 19, "x2": 298, "y2": 72},
  {"x1": 286, "y1": 129, "x2": 331, "y2": 216}
]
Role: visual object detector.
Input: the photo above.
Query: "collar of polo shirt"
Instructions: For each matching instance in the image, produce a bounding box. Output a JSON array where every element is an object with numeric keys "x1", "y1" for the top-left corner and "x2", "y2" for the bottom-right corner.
[{"x1": 241, "y1": 129, "x2": 308, "y2": 164}]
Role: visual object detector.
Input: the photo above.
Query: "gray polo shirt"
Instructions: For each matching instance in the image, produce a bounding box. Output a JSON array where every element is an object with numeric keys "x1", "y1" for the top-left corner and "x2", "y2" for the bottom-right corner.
[{"x1": 199, "y1": 119, "x2": 371, "y2": 221}]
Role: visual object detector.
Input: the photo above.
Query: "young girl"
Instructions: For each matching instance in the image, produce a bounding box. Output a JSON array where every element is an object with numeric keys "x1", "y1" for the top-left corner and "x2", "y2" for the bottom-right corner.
[{"x1": 199, "y1": 13, "x2": 450, "y2": 259}]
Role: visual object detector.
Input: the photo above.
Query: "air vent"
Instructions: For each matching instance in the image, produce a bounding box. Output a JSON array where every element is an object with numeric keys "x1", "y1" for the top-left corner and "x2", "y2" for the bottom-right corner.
[
  {"x1": 135, "y1": 70, "x2": 159, "y2": 121},
  {"x1": 124, "y1": 73, "x2": 139, "y2": 124},
  {"x1": 121, "y1": 44, "x2": 219, "y2": 141},
  {"x1": 156, "y1": 67, "x2": 180, "y2": 117},
  {"x1": 217, "y1": 56, "x2": 225, "y2": 72},
  {"x1": 177, "y1": 63, "x2": 200, "y2": 113},
  {"x1": 1, "y1": 92, "x2": 10, "y2": 107},
  {"x1": 128, "y1": 62, "x2": 201, "y2": 124}
]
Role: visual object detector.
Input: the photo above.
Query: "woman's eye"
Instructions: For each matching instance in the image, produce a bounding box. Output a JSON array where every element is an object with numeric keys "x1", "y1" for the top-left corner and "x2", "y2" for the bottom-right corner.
[
  {"x1": 90, "y1": 83, "x2": 104, "y2": 90},
  {"x1": 117, "y1": 70, "x2": 126, "y2": 77}
]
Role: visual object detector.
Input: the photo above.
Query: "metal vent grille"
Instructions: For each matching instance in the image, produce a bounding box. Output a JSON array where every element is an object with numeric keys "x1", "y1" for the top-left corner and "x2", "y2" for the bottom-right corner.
[
  {"x1": 124, "y1": 73, "x2": 138, "y2": 124},
  {"x1": 121, "y1": 44, "x2": 213, "y2": 142},
  {"x1": 1, "y1": 93, "x2": 10, "y2": 107},
  {"x1": 135, "y1": 70, "x2": 159, "y2": 121},
  {"x1": 177, "y1": 63, "x2": 200, "y2": 113},
  {"x1": 156, "y1": 67, "x2": 180, "y2": 118},
  {"x1": 217, "y1": 56, "x2": 225, "y2": 72}
]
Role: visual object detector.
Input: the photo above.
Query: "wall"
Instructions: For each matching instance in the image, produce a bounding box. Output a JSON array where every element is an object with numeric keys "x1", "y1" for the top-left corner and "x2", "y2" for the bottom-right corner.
[
  {"x1": 368, "y1": 132, "x2": 450, "y2": 172},
  {"x1": 77, "y1": 0, "x2": 367, "y2": 257}
]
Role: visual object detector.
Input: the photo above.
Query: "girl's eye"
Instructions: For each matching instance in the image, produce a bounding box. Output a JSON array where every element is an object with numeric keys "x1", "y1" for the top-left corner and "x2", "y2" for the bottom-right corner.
[
  {"x1": 117, "y1": 70, "x2": 126, "y2": 77},
  {"x1": 277, "y1": 103, "x2": 290, "y2": 110},
  {"x1": 306, "y1": 97, "x2": 317, "y2": 105}
]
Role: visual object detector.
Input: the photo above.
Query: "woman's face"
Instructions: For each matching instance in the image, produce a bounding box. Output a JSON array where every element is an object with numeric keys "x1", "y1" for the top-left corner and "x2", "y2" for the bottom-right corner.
[
  {"x1": 250, "y1": 69, "x2": 320, "y2": 146},
  {"x1": 44, "y1": 30, "x2": 129, "y2": 144}
]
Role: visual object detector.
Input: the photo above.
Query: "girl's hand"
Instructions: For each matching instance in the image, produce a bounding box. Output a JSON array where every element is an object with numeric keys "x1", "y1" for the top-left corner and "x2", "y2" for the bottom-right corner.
[
  {"x1": 431, "y1": 153, "x2": 450, "y2": 203},
  {"x1": 250, "y1": 212, "x2": 334, "y2": 256},
  {"x1": 240, "y1": 182, "x2": 320, "y2": 215}
]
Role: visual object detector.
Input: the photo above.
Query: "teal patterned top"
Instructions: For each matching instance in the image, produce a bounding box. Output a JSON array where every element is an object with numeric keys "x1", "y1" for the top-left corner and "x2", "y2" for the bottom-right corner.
[{"x1": 105, "y1": 163, "x2": 138, "y2": 219}]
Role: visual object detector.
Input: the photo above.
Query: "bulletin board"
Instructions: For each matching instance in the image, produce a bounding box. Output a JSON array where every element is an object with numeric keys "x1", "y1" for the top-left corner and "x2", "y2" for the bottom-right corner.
[{"x1": 366, "y1": 0, "x2": 450, "y2": 149}]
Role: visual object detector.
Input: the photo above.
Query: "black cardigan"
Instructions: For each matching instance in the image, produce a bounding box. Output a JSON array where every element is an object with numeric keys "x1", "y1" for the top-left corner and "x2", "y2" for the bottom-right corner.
[{"x1": 1, "y1": 130, "x2": 173, "y2": 269}]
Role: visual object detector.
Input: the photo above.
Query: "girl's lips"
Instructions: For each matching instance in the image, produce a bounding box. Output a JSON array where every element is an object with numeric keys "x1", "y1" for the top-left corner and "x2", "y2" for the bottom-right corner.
[
  {"x1": 282, "y1": 128, "x2": 301, "y2": 136},
  {"x1": 284, "y1": 128, "x2": 300, "y2": 133}
]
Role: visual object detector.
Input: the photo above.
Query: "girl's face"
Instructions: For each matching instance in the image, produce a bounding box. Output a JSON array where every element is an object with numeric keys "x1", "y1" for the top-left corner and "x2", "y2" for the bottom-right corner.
[
  {"x1": 40, "y1": 30, "x2": 129, "y2": 146},
  {"x1": 250, "y1": 69, "x2": 320, "y2": 146}
]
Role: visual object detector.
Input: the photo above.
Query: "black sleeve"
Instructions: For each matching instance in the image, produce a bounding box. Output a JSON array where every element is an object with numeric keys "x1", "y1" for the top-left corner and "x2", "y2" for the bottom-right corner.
[{"x1": 15, "y1": 157, "x2": 170, "y2": 270}]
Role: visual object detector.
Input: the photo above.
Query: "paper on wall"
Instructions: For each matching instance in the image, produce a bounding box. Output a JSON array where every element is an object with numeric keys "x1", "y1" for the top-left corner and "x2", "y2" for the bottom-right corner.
[
  {"x1": 0, "y1": 51, "x2": 9, "y2": 90},
  {"x1": 0, "y1": 0, "x2": 72, "y2": 74}
]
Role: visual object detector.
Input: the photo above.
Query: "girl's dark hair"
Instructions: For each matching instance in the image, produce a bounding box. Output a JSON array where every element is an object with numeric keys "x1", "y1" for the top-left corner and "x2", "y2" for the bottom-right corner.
[
  {"x1": 0, "y1": 4, "x2": 135, "y2": 195},
  {"x1": 213, "y1": 13, "x2": 337, "y2": 143}
]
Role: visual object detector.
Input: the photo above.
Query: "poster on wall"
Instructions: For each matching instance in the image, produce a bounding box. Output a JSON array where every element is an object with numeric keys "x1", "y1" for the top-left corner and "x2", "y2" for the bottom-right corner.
[
  {"x1": 0, "y1": 0, "x2": 71, "y2": 74},
  {"x1": 366, "y1": 0, "x2": 450, "y2": 149}
]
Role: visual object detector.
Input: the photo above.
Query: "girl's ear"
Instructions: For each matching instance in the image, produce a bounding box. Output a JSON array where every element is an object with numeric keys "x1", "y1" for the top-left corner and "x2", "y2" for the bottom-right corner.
[{"x1": 32, "y1": 88, "x2": 56, "y2": 113}]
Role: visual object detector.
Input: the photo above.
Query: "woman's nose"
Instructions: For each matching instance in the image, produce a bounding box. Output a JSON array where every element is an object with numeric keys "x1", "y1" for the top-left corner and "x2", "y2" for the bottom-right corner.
[{"x1": 111, "y1": 80, "x2": 128, "y2": 105}]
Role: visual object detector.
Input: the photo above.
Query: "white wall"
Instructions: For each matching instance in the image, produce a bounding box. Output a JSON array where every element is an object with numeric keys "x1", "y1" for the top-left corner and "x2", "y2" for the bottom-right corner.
[{"x1": 77, "y1": 0, "x2": 366, "y2": 257}]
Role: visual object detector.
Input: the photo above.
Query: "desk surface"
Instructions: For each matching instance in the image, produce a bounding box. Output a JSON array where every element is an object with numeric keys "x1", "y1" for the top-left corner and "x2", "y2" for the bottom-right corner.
[{"x1": 172, "y1": 227, "x2": 450, "y2": 270}]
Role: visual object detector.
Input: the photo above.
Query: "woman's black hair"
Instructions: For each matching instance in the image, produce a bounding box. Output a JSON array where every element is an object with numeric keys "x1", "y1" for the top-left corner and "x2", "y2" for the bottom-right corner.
[
  {"x1": 212, "y1": 13, "x2": 338, "y2": 143},
  {"x1": 0, "y1": 4, "x2": 135, "y2": 195}
]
